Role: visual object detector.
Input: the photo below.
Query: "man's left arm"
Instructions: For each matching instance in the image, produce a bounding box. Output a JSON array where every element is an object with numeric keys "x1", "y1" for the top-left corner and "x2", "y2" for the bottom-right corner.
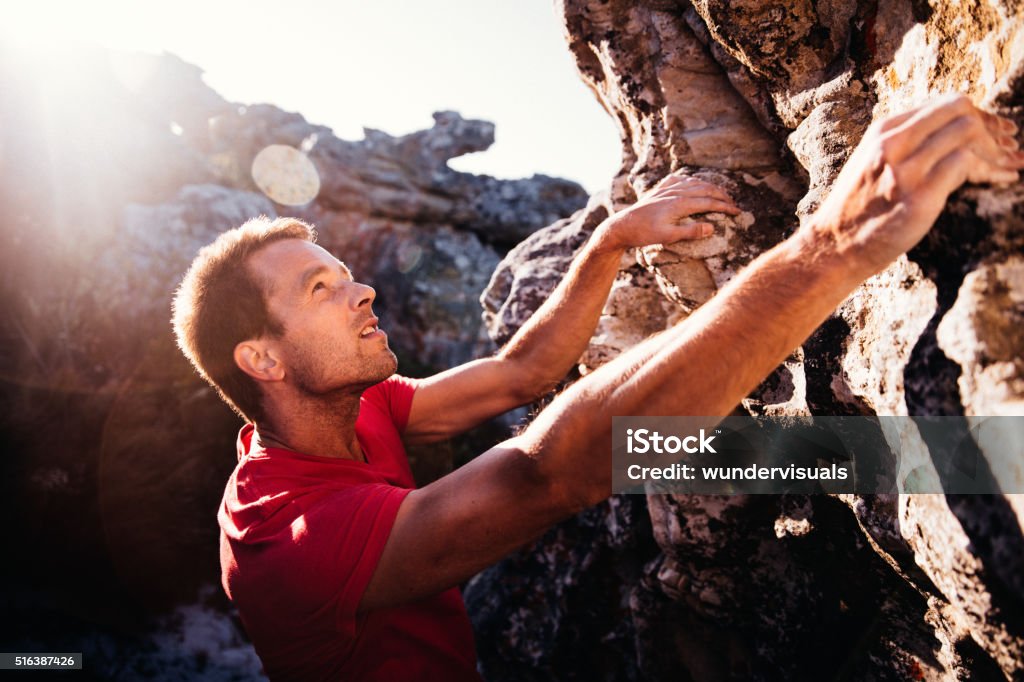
[{"x1": 403, "y1": 176, "x2": 739, "y2": 444}]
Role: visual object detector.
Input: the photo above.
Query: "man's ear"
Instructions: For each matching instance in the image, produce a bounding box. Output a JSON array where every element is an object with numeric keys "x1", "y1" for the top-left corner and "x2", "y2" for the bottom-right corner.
[{"x1": 234, "y1": 340, "x2": 285, "y2": 382}]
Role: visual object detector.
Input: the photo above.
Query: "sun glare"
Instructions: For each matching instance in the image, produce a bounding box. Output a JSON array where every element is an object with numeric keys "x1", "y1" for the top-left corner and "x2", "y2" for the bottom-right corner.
[{"x1": 4, "y1": 0, "x2": 620, "y2": 192}]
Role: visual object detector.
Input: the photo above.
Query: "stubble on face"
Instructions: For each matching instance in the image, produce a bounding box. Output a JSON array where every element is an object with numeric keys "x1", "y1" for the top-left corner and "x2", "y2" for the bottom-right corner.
[
  {"x1": 251, "y1": 238, "x2": 399, "y2": 400},
  {"x1": 284, "y1": 323, "x2": 398, "y2": 398}
]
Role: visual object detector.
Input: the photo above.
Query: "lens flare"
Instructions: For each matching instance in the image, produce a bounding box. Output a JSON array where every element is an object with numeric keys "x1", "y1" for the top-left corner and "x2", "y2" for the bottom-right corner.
[
  {"x1": 396, "y1": 243, "x2": 424, "y2": 274},
  {"x1": 251, "y1": 144, "x2": 320, "y2": 206}
]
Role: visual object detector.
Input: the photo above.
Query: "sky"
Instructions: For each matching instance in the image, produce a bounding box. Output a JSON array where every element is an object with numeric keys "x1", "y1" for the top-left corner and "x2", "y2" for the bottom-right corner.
[{"x1": 10, "y1": 0, "x2": 622, "y2": 193}]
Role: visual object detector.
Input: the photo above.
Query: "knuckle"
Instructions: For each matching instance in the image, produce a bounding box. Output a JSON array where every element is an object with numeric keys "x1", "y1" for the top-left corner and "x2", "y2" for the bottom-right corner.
[
  {"x1": 878, "y1": 134, "x2": 900, "y2": 162},
  {"x1": 959, "y1": 114, "x2": 984, "y2": 136},
  {"x1": 941, "y1": 115, "x2": 971, "y2": 140},
  {"x1": 892, "y1": 166, "x2": 913, "y2": 189},
  {"x1": 951, "y1": 148, "x2": 972, "y2": 165}
]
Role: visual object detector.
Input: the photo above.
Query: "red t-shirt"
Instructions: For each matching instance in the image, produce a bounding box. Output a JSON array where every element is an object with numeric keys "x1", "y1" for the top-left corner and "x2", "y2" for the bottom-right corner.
[{"x1": 218, "y1": 375, "x2": 481, "y2": 681}]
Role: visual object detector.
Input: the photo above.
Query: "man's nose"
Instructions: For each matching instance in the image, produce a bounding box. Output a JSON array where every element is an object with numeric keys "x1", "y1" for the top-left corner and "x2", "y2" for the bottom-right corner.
[{"x1": 349, "y1": 282, "x2": 376, "y2": 309}]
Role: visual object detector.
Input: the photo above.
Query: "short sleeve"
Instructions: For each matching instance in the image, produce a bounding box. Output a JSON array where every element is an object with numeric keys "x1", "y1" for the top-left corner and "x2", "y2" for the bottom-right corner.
[
  {"x1": 283, "y1": 483, "x2": 412, "y2": 632},
  {"x1": 364, "y1": 375, "x2": 421, "y2": 433}
]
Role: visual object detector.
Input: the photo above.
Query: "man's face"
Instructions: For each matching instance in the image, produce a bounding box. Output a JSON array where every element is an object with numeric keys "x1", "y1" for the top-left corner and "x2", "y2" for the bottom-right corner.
[{"x1": 247, "y1": 239, "x2": 397, "y2": 395}]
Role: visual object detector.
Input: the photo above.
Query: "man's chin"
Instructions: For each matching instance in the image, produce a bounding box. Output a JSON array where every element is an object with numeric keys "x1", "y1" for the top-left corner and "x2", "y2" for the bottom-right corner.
[
  {"x1": 379, "y1": 349, "x2": 399, "y2": 380},
  {"x1": 360, "y1": 349, "x2": 399, "y2": 388},
  {"x1": 294, "y1": 349, "x2": 400, "y2": 396}
]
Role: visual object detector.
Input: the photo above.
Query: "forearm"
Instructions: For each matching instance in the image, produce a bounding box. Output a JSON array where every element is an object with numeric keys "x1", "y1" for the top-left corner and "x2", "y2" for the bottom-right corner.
[
  {"x1": 497, "y1": 225, "x2": 625, "y2": 394},
  {"x1": 497, "y1": 177, "x2": 739, "y2": 398},
  {"x1": 404, "y1": 180, "x2": 738, "y2": 441},
  {"x1": 366, "y1": 99, "x2": 1024, "y2": 610},
  {"x1": 525, "y1": 232, "x2": 862, "y2": 505}
]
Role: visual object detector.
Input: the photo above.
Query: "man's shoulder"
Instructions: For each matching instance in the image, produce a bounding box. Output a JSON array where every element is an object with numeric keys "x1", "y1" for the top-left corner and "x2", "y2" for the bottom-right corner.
[
  {"x1": 362, "y1": 373, "x2": 420, "y2": 402},
  {"x1": 359, "y1": 374, "x2": 421, "y2": 431}
]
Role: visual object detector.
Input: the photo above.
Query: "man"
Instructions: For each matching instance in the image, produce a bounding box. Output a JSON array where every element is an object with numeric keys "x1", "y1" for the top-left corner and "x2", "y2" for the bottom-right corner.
[{"x1": 172, "y1": 96, "x2": 1022, "y2": 680}]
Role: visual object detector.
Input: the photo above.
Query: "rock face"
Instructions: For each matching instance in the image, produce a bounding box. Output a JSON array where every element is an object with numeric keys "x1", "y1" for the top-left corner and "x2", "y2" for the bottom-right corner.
[
  {"x1": 0, "y1": 42, "x2": 586, "y2": 661},
  {"x1": 475, "y1": 1, "x2": 1024, "y2": 679}
]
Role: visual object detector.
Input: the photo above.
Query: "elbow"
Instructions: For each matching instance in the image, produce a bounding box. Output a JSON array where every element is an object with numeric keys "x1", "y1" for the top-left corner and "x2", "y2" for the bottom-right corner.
[
  {"x1": 554, "y1": 476, "x2": 608, "y2": 517},
  {"x1": 543, "y1": 464, "x2": 609, "y2": 517},
  {"x1": 519, "y1": 432, "x2": 610, "y2": 520},
  {"x1": 516, "y1": 378, "x2": 560, "y2": 406},
  {"x1": 496, "y1": 347, "x2": 570, "y2": 406},
  {"x1": 528, "y1": 464, "x2": 596, "y2": 522},
  {"x1": 503, "y1": 361, "x2": 565, "y2": 406}
]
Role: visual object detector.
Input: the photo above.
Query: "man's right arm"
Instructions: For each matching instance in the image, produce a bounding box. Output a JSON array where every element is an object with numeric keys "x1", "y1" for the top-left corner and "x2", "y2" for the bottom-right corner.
[{"x1": 360, "y1": 95, "x2": 1023, "y2": 611}]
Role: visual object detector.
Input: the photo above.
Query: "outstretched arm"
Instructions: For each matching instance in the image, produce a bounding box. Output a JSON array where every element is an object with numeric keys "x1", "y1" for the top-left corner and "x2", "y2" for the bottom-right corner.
[
  {"x1": 365, "y1": 95, "x2": 1023, "y2": 610},
  {"x1": 403, "y1": 177, "x2": 740, "y2": 444}
]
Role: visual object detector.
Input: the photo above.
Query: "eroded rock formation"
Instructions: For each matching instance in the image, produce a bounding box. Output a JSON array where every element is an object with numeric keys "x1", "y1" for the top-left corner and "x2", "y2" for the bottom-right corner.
[{"x1": 474, "y1": 1, "x2": 1024, "y2": 679}]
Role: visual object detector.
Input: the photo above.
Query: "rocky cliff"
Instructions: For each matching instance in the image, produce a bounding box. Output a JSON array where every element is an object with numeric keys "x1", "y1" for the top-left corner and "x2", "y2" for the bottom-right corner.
[
  {"x1": 0, "y1": 43, "x2": 586, "y2": 674},
  {"x1": 472, "y1": 1, "x2": 1024, "y2": 680}
]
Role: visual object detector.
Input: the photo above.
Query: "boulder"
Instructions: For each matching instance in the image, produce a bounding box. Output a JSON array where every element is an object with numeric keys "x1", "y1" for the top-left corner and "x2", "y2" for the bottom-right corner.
[{"x1": 476, "y1": 1, "x2": 1024, "y2": 678}]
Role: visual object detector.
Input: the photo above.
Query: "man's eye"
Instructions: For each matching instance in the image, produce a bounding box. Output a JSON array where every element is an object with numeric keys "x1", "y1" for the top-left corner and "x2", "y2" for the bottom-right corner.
[{"x1": 312, "y1": 282, "x2": 326, "y2": 293}]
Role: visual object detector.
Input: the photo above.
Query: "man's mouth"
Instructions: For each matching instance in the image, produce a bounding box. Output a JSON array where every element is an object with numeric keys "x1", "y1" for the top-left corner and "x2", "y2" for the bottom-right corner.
[{"x1": 359, "y1": 318, "x2": 383, "y2": 339}]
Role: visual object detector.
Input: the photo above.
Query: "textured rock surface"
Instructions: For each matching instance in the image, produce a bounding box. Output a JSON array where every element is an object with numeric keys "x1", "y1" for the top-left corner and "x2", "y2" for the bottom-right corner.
[
  {"x1": 465, "y1": 495, "x2": 658, "y2": 682},
  {"x1": 477, "y1": 1, "x2": 1024, "y2": 679}
]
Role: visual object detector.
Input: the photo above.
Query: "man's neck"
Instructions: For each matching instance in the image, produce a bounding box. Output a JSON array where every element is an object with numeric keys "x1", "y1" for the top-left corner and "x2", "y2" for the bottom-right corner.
[{"x1": 254, "y1": 390, "x2": 364, "y2": 461}]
